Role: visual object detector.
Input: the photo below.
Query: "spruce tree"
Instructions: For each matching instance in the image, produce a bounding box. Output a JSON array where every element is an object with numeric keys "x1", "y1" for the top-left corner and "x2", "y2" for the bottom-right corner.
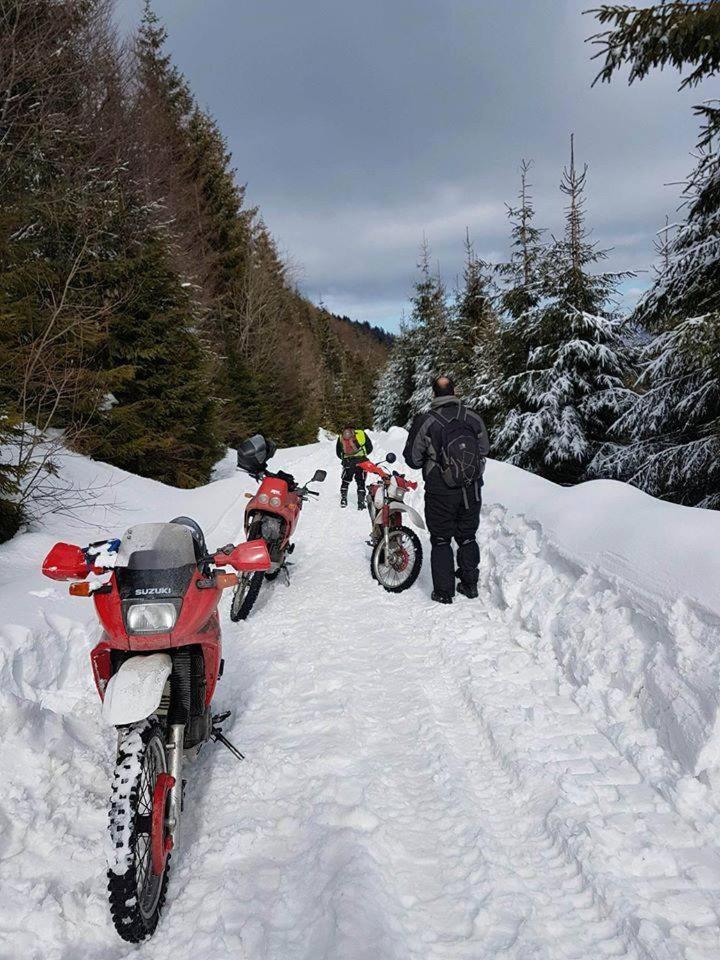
[
  {"x1": 453, "y1": 231, "x2": 502, "y2": 429},
  {"x1": 493, "y1": 160, "x2": 549, "y2": 434},
  {"x1": 407, "y1": 239, "x2": 453, "y2": 415},
  {"x1": 494, "y1": 138, "x2": 633, "y2": 484},
  {"x1": 0, "y1": 0, "x2": 126, "y2": 530},
  {"x1": 373, "y1": 321, "x2": 419, "y2": 429},
  {"x1": 82, "y1": 208, "x2": 220, "y2": 487},
  {"x1": 588, "y1": 2, "x2": 720, "y2": 507},
  {"x1": 497, "y1": 160, "x2": 547, "y2": 321}
]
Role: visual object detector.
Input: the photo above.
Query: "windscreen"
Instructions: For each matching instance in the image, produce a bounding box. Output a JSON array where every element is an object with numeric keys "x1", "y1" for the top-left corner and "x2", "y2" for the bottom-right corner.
[{"x1": 115, "y1": 523, "x2": 197, "y2": 600}]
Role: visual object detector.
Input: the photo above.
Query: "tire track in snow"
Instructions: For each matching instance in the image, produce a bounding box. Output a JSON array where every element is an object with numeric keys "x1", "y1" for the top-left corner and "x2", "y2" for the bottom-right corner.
[
  {"x1": 419, "y1": 606, "x2": 720, "y2": 960},
  {"x1": 151, "y1": 438, "x2": 632, "y2": 960},
  {"x1": 153, "y1": 439, "x2": 718, "y2": 960}
]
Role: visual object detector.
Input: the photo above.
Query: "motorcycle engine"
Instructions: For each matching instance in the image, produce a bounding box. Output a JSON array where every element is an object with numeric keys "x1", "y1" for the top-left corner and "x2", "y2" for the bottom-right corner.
[{"x1": 261, "y1": 515, "x2": 283, "y2": 542}]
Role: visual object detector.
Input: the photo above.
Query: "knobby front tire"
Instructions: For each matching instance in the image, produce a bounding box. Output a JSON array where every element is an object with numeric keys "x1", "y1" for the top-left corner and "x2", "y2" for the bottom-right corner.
[
  {"x1": 230, "y1": 570, "x2": 264, "y2": 621},
  {"x1": 371, "y1": 525, "x2": 423, "y2": 593},
  {"x1": 107, "y1": 719, "x2": 170, "y2": 943}
]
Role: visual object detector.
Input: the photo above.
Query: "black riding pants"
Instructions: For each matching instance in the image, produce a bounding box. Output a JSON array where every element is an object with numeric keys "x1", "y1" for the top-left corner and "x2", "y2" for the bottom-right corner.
[
  {"x1": 340, "y1": 462, "x2": 366, "y2": 500},
  {"x1": 424, "y1": 489, "x2": 481, "y2": 595}
]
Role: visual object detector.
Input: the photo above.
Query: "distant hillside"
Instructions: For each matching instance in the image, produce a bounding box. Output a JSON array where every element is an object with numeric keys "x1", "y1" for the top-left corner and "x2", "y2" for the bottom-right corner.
[
  {"x1": 0, "y1": 0, "x2": 394, "y2": 538},
  {"x1": 331, "y1": 314, "x2": 395, "y2": 349}
]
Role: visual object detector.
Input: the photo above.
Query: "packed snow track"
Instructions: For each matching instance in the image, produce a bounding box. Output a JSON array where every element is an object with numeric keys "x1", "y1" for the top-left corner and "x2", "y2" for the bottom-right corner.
[{"x1": 2, "y1": 431, "x2": 720, "y2": 959}]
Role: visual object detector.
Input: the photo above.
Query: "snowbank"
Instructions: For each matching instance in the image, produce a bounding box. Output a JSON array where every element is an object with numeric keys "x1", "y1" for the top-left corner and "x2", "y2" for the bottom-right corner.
[
  {"x1": 389, "y1": 428, "x2": 720, "y2": 793},
  {"x1": 476, "y1": 454, "x2": 720, "y2": 797},
  {"x1": 485, "y1": 458, "x2": 720, "y2": 618}
]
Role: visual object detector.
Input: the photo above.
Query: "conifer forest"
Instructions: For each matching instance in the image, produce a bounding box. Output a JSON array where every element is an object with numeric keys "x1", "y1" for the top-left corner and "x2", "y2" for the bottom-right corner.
[
  {"x1": 1, "y1": 0, "x2": 719, "y2": 543},
  {"x1": 375, "y1": 2, "x2": 720, "y2": 511},
  {"x1": 0, "y1": 0, "x2": 389, "y2": 540}
]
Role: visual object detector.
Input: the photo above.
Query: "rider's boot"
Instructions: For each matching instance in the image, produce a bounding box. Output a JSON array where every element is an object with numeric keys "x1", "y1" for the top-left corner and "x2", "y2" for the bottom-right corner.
[
  {"x1": 340, "y1": 491, "x2": 348, "y2": 508},
  {"x1": 457, "y1": 582, "x2": 479, "y2": 599},
  {"x1": 431, "y1": 589, "x2": 453, "y2": 604},
  {"x1": 357, "y1": 492, "x2": 366, "y2": 510}
]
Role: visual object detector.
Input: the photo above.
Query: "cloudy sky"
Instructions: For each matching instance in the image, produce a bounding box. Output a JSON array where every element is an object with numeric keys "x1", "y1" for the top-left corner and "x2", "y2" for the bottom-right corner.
[{"x1": 119, "y1": 0, "x2": 705, "y2": 331}]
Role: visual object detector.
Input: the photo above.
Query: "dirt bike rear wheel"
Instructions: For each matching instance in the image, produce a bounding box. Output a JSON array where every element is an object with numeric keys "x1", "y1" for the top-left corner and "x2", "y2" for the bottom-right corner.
[
  {"x1": 371, "y1": 525, "x2": 423, "y2": 593},
  {"x1": 230, "y1": 570, "x2": 264, "y2": 621},
  {"x1": 107, "y1": 719, "x2": 170, "y2": 943}
]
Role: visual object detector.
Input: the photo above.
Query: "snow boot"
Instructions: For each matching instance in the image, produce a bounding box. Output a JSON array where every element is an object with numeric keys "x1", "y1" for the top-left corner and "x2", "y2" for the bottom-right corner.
[
  {"x1": 457, "y1": 582, "x2": 479, "y2": 599},
  {"x1": 431, "y1": 590, "x2": 453, "y2": 605},
  {"x1": 340, "y1": 492, "x2": 348, "y2": 508},
  {"x1": 357, "y1": 493, "x2": 366, "y2": 510}
]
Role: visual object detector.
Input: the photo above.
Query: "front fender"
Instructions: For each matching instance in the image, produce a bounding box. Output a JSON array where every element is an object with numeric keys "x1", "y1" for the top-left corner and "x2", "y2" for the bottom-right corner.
[
  {"x1": 373, "y1": 502, "x2": 425, "y2": 530},
  {"x1": 101, "y1": 653, "x2": 172, "y2": 726}
]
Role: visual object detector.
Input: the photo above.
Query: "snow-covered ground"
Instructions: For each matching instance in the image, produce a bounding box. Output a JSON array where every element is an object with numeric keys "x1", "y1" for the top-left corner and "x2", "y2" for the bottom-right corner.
[{"x1": 2, "y1": 429, "x2": 720, "y2": 960}]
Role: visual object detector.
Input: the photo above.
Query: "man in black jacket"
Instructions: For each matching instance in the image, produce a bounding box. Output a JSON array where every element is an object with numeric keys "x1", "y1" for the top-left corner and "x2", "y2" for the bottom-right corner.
[{"x1": 403, "y1": 376, "x2": 489, "y2": 604}]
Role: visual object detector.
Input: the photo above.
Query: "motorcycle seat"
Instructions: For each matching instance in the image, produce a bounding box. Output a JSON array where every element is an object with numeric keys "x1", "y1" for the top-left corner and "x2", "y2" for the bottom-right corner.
[{"x1": 265, "y1": 469, "x2": 298, "y2": 492}]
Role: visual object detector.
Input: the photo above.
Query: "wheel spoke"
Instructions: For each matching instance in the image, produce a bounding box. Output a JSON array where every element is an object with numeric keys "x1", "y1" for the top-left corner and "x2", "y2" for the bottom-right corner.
[{"x1": 376, "y1": 530, "x2": 418, "y2": 589}]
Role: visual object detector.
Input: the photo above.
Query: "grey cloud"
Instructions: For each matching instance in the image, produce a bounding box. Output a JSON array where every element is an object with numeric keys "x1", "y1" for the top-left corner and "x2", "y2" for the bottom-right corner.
[{"x1": 117, "y1": 0, "x2": 709, "y2": 330}]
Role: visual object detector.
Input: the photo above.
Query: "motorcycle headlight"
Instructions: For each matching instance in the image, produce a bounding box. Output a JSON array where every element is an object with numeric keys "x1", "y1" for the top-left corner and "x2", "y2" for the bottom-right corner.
[
  {"x1": 269, "y1": 496, "x2": 281, "y2": 507},
  {"x1": 258, "y1": 493, "x2": 269, "y2": 503},
  {"x1": 126, "y1": 602, "x2": 177, "y2": 634}
]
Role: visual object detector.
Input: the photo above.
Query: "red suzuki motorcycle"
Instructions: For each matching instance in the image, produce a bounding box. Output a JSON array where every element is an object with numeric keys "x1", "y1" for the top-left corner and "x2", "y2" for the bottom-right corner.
[
  {"x1": 42, "y1": 517, "x2": 271, "y2": 943},
  {"x1": 230, "y1": 434, "x2": 326, "y2": 621},
  {"x1": 360, "y1": 452, "x2": 425, "y2": 592}
]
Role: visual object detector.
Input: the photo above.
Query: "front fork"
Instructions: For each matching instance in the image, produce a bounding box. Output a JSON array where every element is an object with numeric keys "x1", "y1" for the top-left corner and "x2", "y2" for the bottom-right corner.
[
  {"x1": 165, "y1": 723, "x2": 184, "y2": 839},
  {"x1": 382, "y1": 496, "x2": 391, "y2": 557}
]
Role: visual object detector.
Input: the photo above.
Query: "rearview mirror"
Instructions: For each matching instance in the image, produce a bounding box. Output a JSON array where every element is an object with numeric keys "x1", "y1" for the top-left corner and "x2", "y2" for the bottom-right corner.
[
  {"x1": 42, "y1": 543, "x2": 89, "y2": 581},
  {"x1": 386, "y1": 452, "x2": 397, "y2": 464},
  {"x1": 312, "y1": 469, "x2": 327, "y2": 483}
]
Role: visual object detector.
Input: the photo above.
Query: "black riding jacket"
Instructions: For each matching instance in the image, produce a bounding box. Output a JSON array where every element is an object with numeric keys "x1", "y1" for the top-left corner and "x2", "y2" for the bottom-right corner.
[{"x1": 403, "y1": 397, "x2": 489, "y2": 495}]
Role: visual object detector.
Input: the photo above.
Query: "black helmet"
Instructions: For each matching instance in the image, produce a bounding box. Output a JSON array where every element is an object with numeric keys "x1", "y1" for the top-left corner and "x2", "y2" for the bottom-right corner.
[
  {"x1": 169, "y1": 516, "x2": 207, "y2": 562},
  {"x1": 237, "y1": 434, "x2": 276, "y2": 474}
]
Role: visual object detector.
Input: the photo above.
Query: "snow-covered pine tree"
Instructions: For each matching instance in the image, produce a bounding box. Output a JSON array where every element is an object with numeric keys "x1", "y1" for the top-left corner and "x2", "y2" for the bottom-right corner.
[
  {"x1": 452, "y1": 231, "x2": 502, "y2": 429},
  {"x1": 407, "y1": 238, "x2": 454, "y2": 416},
  {"x1": 588, "y1": 2, "x2": 720, "y2": 507},
  {"x1": 497, "y1": 160, "x2": 547, "y2": 322},
  {"x1": 494, "y1": 138, "x2": 634, "y2": 485},
  {"x1": 591, "y1": 120, "x2": 720, "y2": 505},
  {"x1": 492, "y1": 160, "x2": 549, "y2": 440},
  {"x1": 372, "y1": 320, "x2": 419, "y2": 429}
]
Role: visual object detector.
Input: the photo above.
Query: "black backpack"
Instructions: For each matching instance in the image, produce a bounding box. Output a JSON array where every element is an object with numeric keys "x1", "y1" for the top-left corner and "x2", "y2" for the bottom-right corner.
[{"x1": 430, "y1": 406, "x2": 485, "y2": 488}]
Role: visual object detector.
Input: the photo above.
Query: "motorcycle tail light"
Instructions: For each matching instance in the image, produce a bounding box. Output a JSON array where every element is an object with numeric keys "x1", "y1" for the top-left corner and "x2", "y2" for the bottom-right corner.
[
  {"x1": 258, "y1": 493, "x2": 269, "y2": 503},
  {"x1": 126, "y1": 602, "x2": 177, "y2": 634},
  {"x1": 269, "y1": 496, "x2": 281, "y2": 507}
]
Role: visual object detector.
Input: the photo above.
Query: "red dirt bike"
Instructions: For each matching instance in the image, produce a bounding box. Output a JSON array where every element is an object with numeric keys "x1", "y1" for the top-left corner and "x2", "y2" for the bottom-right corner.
[
  {"x1": 359, "y1": 452, "x2": 425, "y2": 592},
  {"x1": 231, "y1": 434, "x2": 326, "y2": 621},
  {"x1": 41, "y1": 517, "x2": 271, "y2": 943}
]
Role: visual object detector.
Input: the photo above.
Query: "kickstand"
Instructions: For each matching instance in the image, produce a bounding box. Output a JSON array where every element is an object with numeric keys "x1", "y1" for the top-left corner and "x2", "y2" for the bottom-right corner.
[{"x1": 211, "y1": 711, "x2": 245, "y2": 761}]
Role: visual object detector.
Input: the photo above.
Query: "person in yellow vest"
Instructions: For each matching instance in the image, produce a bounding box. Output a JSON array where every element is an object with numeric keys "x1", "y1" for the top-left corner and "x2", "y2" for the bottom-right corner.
[{"x1": 336, "y1": 426, "x2": 373, "y2": 509}]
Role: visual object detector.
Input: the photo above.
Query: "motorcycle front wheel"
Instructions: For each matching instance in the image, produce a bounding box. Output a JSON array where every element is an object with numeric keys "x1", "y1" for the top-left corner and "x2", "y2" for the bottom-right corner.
[
  {"x1": 371, "y1": 525, "x2": 423, "y2": 593},
  {"x1": 107, "y1": 719, "x2": 170, "y2": 942},
  {"x1": 230, "y1": 570, "x2": 264, "y2": 621}
]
